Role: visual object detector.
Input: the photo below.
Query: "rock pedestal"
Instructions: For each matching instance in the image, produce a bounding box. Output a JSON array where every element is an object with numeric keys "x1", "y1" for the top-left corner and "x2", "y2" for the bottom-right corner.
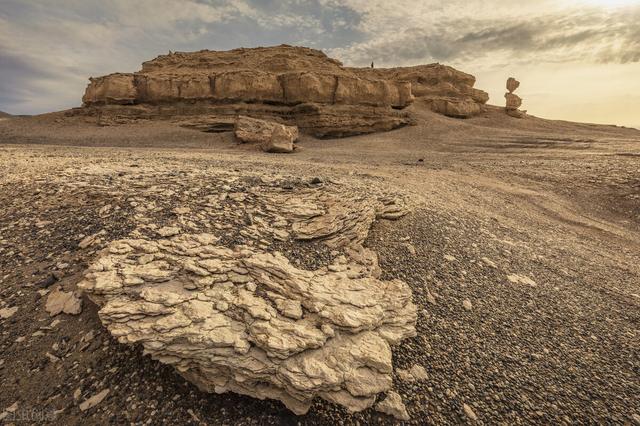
[{"x1": 505, "y1": 77, "x2": 525, "y2": 118}]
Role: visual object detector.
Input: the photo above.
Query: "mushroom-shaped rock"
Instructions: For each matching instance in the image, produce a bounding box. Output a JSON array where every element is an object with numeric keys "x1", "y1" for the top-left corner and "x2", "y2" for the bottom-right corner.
[{"x1": 506, "y1": 77, "x2": 520, "y2": 93}]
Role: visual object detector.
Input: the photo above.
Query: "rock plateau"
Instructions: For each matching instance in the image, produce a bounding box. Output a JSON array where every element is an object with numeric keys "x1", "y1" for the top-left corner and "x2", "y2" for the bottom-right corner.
[{"x1": 78, "y1": 45, "x2": 489, "y2": 137}]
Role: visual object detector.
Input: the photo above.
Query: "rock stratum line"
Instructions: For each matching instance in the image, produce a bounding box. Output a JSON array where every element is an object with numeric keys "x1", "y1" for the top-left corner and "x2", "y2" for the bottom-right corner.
[{"x1": 78, "y1": 45, "x2": 488, "y2": 137}]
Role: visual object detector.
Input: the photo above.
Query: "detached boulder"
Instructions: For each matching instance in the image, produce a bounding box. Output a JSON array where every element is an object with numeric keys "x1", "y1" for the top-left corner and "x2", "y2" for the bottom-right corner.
[
  {"x1": 262, "y1": 124, "x2": 297, "y2": 153},
  {"x1": 430, "y1": 98, "x2": 481, "y2": 118},
  {"x1": 234, "y1": 116, "x2": 298, "y2": 153}
]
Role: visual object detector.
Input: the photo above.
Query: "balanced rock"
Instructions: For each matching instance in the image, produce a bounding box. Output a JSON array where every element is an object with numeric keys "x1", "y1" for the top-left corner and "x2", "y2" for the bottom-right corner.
[
  {"x1": 505, "y1": 93, "x2": 522, "y2": 110},
  {"x1": 78, "y1": 45, "x2": 489, "y2": 136},
  {"x1": 505, "y1": 77, "x2": 525, "y2": 118}
]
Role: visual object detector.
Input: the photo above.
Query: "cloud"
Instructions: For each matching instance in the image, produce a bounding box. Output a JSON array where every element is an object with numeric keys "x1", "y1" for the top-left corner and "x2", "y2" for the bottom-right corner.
[
  {"x1": 0, "y1": 0, "x2": 638, "y2": 117},
  {"x1": 327, "y1": 4, "x2": 640, "y2": 68}
]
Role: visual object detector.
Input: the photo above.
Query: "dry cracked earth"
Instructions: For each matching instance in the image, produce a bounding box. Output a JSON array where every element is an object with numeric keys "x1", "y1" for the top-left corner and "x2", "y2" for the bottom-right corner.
[{"x1": 0, "y1": 107, "x2": 639, "y2": 425}]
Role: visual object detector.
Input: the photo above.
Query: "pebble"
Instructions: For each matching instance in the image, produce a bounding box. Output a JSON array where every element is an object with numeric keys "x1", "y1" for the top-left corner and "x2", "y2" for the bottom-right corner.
[
  {"x1": 79, "y1": 389, "x2": 110, "y2": 412},
  {"x1": 463, "y1": 403, "x2": 478, "y2": 421},
  {"x1": 0, "y1": 306, "x2": 18, "y2": 319}
]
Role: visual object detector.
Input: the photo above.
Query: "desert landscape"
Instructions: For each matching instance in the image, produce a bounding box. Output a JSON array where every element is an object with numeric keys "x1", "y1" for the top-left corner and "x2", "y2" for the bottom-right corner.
[{"x1": 0, "y1": 44, "x2": 639, "y2": 425}]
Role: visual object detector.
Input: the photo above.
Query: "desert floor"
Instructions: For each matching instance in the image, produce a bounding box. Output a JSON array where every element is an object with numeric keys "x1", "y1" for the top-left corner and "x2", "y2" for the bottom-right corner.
[{"x1": 1, "y1": 104, "x2": 639, "y2": 425}]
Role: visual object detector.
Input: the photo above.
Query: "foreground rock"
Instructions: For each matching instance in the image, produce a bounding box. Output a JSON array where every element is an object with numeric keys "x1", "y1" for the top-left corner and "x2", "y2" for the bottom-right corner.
[
  {"x1": 78, "y1": 45, "x2": 488, "y2": 136},
  {"x1": 376, "y1": 391, "x2": 410, "y2": 421},
  {"x1": 45, "y1": 287, "x2": 82, "y2": 316},
  {"x1": 78, "y1": 183, "x2": 416, "y2": 415},
  {"x1": 234, "y1": 116, "x2": 298, "y2": 153}
]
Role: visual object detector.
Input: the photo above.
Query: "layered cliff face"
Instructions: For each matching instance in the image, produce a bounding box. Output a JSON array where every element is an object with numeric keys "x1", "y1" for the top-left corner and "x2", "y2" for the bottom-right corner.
[
  {"x1": 81, "y1": 45, "x2": 488, "y2": 136},
  {"x1": 353, "y1": 64, "x2": 489, "y2": 118}
]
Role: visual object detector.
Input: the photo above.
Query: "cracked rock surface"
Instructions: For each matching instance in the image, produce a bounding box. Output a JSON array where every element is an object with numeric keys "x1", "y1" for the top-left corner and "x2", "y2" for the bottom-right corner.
[{"x1": 77, "y1": 170, "x2": 416, "y2": 414}]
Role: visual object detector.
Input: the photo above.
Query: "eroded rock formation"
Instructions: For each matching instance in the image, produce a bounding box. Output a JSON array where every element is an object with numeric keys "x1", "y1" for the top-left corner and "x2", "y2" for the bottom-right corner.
[
  {"x1": 505, "y1": 77, "x2": 525, "y2": 118},
  {"x1": 234, "y1": 116, "x2": 298, "y2": 153},
  {"x1": 79, "y1": 45, "x2": 489, "y2": 136},
  {"x1": 357, "y1": 64, "x2": 489, "y2": 118},
  {"x1": 78, "y1": 178, "x2": 417, "y2": 415}
]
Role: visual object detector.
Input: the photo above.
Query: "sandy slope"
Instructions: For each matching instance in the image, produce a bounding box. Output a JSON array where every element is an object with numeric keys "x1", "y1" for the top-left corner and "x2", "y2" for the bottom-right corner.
[{"x1": 0, "y1": 105, "x2": 639, "y2": 424}]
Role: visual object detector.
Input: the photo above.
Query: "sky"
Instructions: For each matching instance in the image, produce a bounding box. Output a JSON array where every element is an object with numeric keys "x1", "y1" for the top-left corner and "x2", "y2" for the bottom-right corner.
[{"x1": 1, "y1": 0, "x2": 639, "y2": 128}]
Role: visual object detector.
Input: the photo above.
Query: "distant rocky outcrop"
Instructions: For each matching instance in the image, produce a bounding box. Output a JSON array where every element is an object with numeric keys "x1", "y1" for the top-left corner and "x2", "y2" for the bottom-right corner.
[
  {"x1": 0, "y1": 111, "x2": 12, "y2": 118},
  {"x1": 78, "y1": 45, "x2": 489, "y2": 137},
  {"x1": 357, "y1": 64, "x2": 489, "y2": 118},
  {"x1": 505, "y1": 77, "x2": 525, "y2": 118}
]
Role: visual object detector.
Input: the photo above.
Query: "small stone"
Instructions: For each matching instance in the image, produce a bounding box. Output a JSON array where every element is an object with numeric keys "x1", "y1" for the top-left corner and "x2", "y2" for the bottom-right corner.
[
  {"x1": 38, "y1": 274, "x2": 58, "y2": 288},
  {"x1": 376, "y1": 391, "x2": 410, "y2": 421},
  {"x1": 426, "y1": 290, "x2": 436, "y2": 305},
  {"x1": 481, "y1": 257, "x2": 497, "y2": 268},
  {"x1": 463, "y1": 403, "x2": 478, "y2": 421},
  {"x1": 507, "y1": 274, "x2": 537, "y2": 287},
  {"x1": 158, "y1": 226, "x2": 180, "y2": 237},
  {"x1": 73, "y1": 388, "x2": 81, "y2": 401},
  {"x1": 46, "y1": 352, "x2": 60, "y2": 362},
  {"x1": 396, "y1": 368, "x2": 414, "y2": 382},
  {"x1": 173, "y1": 207, "x2": 191, "y2": 215},
  {"x1": 78, "y1": 232, "x2": 101, "y2": 249},
  {"x1": 409, "y1": 364, "x2": 428, "y2": 381},
  {"x1": 444, "y1": 254, "x2": 456, "y2": 262},
  {"x1": 45, "y1": 288, "x2": 82, "y2": 316},
  {"x1": 79, "y1": 389, "x2": 110, "y2": 412},
  {"x1": 0, "y1": 306, "x2": 18, "y2": 319},
  {"x1": 321, "y1": 324, "x2": 335, "y2": 337},
  {"x1": 462, "y1": 299, "x2": 473, "y2": 311},
  {"x1": 405, "y1": 243, "x2": 416, "y2": 256}
]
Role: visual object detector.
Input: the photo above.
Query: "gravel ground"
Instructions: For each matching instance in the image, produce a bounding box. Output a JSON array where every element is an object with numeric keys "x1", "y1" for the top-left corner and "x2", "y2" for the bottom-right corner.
[{"x1": 1, "y1": 108, "x2": 639, "y2": 424}]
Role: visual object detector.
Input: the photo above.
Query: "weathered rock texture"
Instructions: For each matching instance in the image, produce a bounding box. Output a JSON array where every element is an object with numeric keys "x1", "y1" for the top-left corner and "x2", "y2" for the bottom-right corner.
[
  {"x1": 78, "y1": 178, "x2": 417, "y2": 415},
  {"x1": 356, "y1": 64, "x2": 488, "y2": 118},
  {"x1": 79, "y1": 45, "x2": 489, "y2": 136},
  {"x1": 234, "y1": 116, "x2": 298, "y2": 153},
  {"x1": 505, "y1": 77, "x2": 525, "y2": 118}
]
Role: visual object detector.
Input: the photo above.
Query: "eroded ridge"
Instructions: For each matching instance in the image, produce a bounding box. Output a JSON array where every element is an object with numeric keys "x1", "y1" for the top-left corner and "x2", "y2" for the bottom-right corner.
[{"x1": 78, "y1": 180, "x2": 416, "y2": 414}]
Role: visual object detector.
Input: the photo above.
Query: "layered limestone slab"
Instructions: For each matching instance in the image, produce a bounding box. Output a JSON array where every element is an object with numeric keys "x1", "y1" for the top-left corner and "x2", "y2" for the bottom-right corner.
[
  {"x1": 78, "y1": 178, "x2": 416, "y2": 415},
  {"x1": 80, "y1": 238, "x2": 416, "y2": 414}
]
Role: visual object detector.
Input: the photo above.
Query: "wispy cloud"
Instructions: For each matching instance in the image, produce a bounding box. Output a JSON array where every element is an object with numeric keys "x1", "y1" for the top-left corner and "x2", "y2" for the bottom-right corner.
[
  {"x1": 327, "y1": 3, "x2": 640, "y2": 67},
  {"x1": 0, "y1": 0, "x2": 638, "y2": 120}
]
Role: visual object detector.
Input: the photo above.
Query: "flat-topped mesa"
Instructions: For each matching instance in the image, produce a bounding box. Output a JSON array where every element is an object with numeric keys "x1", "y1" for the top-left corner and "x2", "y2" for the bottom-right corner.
[
  {"x1": 81, "y1": 45, "x2": 489, "y2": 136},
  {"x1": 83, "y1": 46, "x2": 411, "y2": 109}
]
